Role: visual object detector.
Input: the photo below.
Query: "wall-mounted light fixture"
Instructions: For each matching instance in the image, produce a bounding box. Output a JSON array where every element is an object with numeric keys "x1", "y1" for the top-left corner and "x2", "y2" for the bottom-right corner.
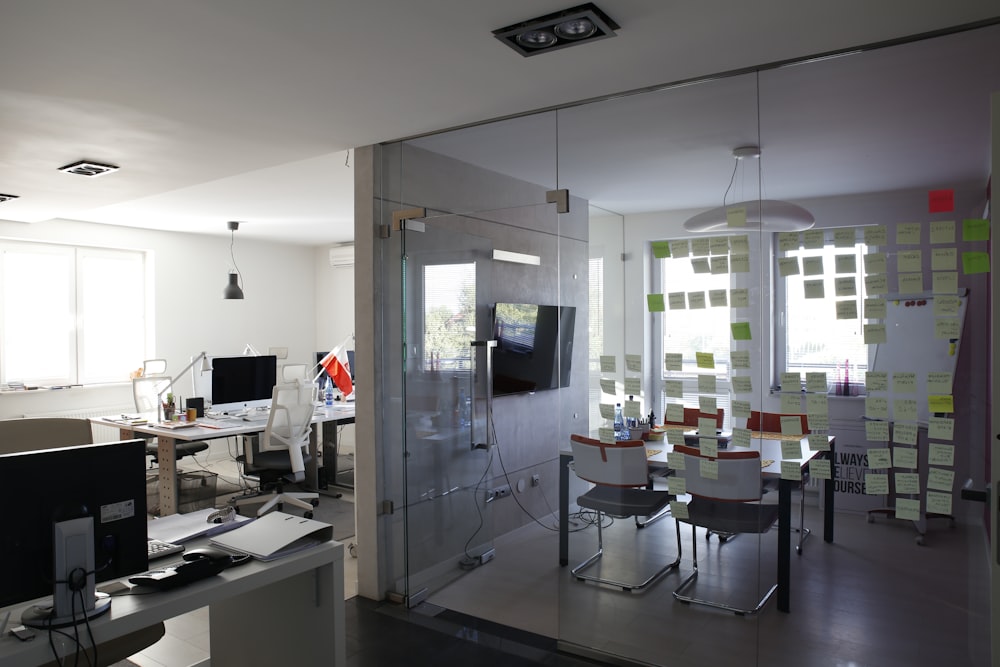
[
  {"x1": 223, "y1": 221, "x2": 245, "y2": 299},
  {"x1": 493, "y1": 3, "x2": 619, "y2": 57}
]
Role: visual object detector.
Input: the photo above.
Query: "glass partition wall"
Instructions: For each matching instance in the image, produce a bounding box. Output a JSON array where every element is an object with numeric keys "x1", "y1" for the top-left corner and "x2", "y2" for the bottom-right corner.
[{"x1": 371, "y1": 22, "x2": 996, "y2": 667}]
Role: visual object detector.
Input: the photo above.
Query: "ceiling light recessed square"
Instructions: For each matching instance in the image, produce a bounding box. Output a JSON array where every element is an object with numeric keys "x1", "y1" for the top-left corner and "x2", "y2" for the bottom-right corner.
[
  {"x1": 493, "y1": 3, "x2": 619, "y2": 57},
  {"x1": 57, "y1": 160, "x2": 120, "y2": 177},
  {"x1": 0, "y1": 193, "x2": 20, "y2": 203}
]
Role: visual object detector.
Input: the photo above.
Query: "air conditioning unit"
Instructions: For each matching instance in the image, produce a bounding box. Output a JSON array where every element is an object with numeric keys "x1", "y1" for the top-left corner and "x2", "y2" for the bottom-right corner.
[{"x1": 329, "y1": 244, "x2": 354, "y2": 267}]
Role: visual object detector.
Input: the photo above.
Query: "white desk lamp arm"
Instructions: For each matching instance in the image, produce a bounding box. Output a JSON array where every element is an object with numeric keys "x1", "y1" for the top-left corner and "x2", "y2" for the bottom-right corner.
[{"x1": 155, "y1": 351, "x2": 209, "y2": 416}]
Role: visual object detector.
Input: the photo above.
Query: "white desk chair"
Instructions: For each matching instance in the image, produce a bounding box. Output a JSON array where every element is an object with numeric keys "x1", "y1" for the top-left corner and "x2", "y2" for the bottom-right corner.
[
  {"x1": 281, "y1": 363, "x2": 309, "y2": 383},
  {"x1": 671, "y1": 444, "x2": 779, "y2": 615},
  {"x1": 568, "y1": 434, "x2": 680, "y2": 592},
  {"x1": 233, "y1": 380, "x2": 319, "y2": 518}
]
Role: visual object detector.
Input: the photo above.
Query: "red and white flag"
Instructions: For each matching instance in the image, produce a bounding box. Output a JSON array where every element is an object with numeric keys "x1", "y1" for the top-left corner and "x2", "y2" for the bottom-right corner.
[{"x1": 318, "y1": 345, "x2": 353, "y2": 396}]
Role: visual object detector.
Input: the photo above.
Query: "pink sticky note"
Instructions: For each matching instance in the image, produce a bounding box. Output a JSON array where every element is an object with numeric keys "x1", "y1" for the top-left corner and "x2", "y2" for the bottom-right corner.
[{"x1": 928, "y1": 189, "x2": 954, "y2": 213}]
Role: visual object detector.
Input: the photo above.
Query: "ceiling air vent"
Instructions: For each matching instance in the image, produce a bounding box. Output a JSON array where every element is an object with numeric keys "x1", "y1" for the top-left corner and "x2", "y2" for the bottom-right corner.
[
  {"x1": 57, "y1": 160, "x2": 120, "y2": 177},
  {"x1": 329, "y1": 244, "x2": 354, "y2": 267},
  {"x1": 0, "y1": 194, "x2": 19, "y2": 203}
]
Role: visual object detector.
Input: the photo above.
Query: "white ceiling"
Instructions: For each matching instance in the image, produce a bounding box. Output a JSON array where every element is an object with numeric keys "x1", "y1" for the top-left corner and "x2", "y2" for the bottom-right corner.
[{"x1": 1, "y1": 2, "x2": 998, "y2": 245}]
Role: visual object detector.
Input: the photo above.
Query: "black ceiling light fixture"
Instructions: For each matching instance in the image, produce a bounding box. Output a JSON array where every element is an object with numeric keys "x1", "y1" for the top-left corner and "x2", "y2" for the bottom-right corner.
[
  {"x1": 223, "y1": 220, "x2": 245, "y2": 300},
  {"x1": 0, "y1": 194, "x2": 19, "y2": 203},
  {"x1": 493, "y1": 3, "x2": 620, "y2": 57}
]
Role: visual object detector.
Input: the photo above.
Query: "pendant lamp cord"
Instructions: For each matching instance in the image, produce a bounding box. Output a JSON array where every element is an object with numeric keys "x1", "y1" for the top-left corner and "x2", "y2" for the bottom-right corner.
[{"x1": 230, "y1": 229, "x2": 243, "y2": 289}]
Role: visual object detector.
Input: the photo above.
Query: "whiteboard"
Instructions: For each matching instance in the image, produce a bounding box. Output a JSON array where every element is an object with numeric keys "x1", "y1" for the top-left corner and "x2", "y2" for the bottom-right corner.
[{"x1": 868, "y1": 290, "x2": 968, "y2": 424}]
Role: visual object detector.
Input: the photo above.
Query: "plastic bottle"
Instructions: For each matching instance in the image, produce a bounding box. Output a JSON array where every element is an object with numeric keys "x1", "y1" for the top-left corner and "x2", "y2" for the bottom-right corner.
[
  {"x1": 613, "y1": 403, "x2": 625, "y2": 437},
  {"x1": 324, "y1": 378, "x2": 334, "y2": 406}
]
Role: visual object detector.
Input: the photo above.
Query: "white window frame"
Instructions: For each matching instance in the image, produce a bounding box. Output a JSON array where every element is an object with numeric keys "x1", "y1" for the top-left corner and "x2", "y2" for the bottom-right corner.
[{"x1": 0, "y1": 241, "x2": 148, "y2": 386}]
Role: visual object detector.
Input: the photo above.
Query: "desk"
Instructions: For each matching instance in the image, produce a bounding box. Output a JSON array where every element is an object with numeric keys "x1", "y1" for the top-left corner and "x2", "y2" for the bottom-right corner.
[
  {"x1": 93, "y1": 404, "x2": 356, "y2": 516},
  {"x1": 0, "y1": 539, "x2": 345, "y2": 667},
  {"x1": 559, "y1": 434, "x2": 836, "y2": 613}
]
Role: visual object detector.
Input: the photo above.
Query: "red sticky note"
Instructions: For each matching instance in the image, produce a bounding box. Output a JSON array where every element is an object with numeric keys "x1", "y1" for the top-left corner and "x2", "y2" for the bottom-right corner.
[{"x1": 928, "y1": 189, "x2": 954, "y2": 213}]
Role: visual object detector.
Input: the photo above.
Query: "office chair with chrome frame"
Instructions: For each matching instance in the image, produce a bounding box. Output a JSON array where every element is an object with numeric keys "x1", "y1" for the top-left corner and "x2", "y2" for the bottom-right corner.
[
  {"x1": 671, "y1": 444, "x2": 779, "y2": 615},
  {"x1": 748, "y1": 410, "x2": 811, "y2": 553},
  {"x1": 568, "y1": 434, "x2": 680, "y2": 592},
  {"x1": 233, "y1": 380, "x2": 320, "y2": 518}
]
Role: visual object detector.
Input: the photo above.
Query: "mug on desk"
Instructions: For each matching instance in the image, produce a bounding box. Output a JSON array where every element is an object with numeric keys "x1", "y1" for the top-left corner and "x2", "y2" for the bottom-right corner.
[{"x1": 187, "y1": 408, "x2": 198, "y2": 422}]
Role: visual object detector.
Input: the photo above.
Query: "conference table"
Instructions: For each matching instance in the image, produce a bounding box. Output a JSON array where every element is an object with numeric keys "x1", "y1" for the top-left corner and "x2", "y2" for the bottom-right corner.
[
  {"x1": 559, "y1": 431, "x2": 836, "y2": 613},
  {"x1": 0, "y1": 537, "x2": 344, "y2": 667},
  {"x1": 93, "y1": 403, "x2": 356, "y2": 516}
]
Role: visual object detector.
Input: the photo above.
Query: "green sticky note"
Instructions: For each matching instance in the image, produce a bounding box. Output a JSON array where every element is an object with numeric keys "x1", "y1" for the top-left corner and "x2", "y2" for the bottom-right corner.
[
  {"x1": 962, "y1": 218, "x2": 990, "y2": 242},
  {"x1": 647, "y1": 293, "x2": 665, "y2": 312},
  {"x1": 730, "y1": 322, "x2": 752, "y2": 340},
  {"x1": 962, "y1": 251, "x2": 990, "y2": 275},
  {"x1": 651, "y1": 241, "x2": 671, "y2": 258}
]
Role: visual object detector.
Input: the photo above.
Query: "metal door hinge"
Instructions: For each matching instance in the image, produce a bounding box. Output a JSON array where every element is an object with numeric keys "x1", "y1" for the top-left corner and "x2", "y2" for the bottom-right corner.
[{"x1": 546, "y1": 189, "x2": 569, "y2": 214}]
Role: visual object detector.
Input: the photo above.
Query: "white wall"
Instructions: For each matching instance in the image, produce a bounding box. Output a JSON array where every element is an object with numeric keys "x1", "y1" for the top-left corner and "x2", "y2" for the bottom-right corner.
[
  {"x1": 0, "y1": 217, "x2": 324, "y2": 420},
  {"x1": 314, "y1": 246, "x2": 355, "y2": 353}
]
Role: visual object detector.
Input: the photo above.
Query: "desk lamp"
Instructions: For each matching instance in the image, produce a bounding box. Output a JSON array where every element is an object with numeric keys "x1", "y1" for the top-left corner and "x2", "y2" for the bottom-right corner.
[{"x1": 156, "y1": 352, "x2": 211, "y2": 421}]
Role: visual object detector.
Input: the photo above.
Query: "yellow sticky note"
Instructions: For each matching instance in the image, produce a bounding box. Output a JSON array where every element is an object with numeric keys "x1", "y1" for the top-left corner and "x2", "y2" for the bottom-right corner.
[
  {"x1": 865, "y1": 274, "x2": 888, "y2": 295},
  {"x1": 780, "y1": 393, "x2": 801, "y2": 414},
  {"x1": 700, "y1": 459, "x2": 719, "y2": 479},
  {"x1": 897, "y1": 272, "x2": 924, "y2": 294},
  {"x1": 697, "y1": 374, "x2": 717, "y2": 393},
  {"x1": 668, "y1": 292, "x2": 687, "y2": 310},
  {"x1": 667, "y1": 451, "x2": 686, "y2": 470},
  {"x1": 835, "y1": 254, "x2": 857, "y2": 274},
  {"x1": 599, "y1": 378, "x2": 617, "y2": 395},
  {"x1": 668, "y1": 476, "x2": 687, "y2": 496},
  {"x1": 730, "y1": 288, "x2": 749, "y2": 308},
  {"x1": 865, "y1": 473, "x2": 889, "y2": 495},
  {"x1": 599, "y1": 403, "x2": 615, "y2": 420},
  {"x1": 835, "y1": 299, "x2": 858, "y2": 320},
  {"x1": 624, "y1": 377, "x2": 641, "y2": 395},
  {"x1": 810, "y1": 459, "x2": 832, "y2": 479},
  {"x1": 695, "y1": 352, "x2": 715, "y2": 369},
  {"x1": 670, "y1": 240, "x2": 690, "y2": 259},
  {"x1": 698, "y1": 396, "x2": 717, "y2": 416},
  {"x1": 624, "y1": 400, "x2": 642, "y2": 419},
  {"x1": 932, "y1": 271, "x2": 958, "y2": 294},
  {"x1": 625, "y1": 354, "x2": 642, "y2": 372},
  {"x1": 651, "y1": 241, "x2": 671, "y2": 258},
  {"x1": 926, "y1": 491, "x2": 952, "y2": 516},
  {"x1": 731, "y1": 376, "x2": 753, "y2": 394},
  {"x1": 598, "y1": 427, "x2": 615, "y2": 444},
  {"x1": 708, "y1": 289, "x2": 728, "y2": 307},
  {"x1": 933, "y1": 296, "x2": 961, "y2": 316},
  {"x1": 834, "y1": 228, "x2": 856, "y2": 248},
  {"x1": 863, "y1": 323, "x2": 887, "y2": 344},
  {"x1": 710, "y1": 256, "x2": 729, "y2": 275},
  {"x1": 927, "y1": 467, "x2": 955, "y2": 492},
  {"x1": 781, "y1": 461, "x2": 802, "y2": 481},
  {"x1": 865, "y1": 421, "x2": 890, "y2": 442},
  {"x1": 897, "y1": 250, "x2": 922, "y2": 273},
  {"x1": 730, "y1": 254, "x2": 751, "y2": 273},
  {"x1": 864, "y1": 298, "x2": 887, "y2": 320},
  {"x1": 893, "y1": 399, "x2": 918, "y2": 422},
  {"x1": 731, "y1": 400, "x2": 751, "y2": 419},
  {"x1": 806, "y1": 372, "x2": 828, "y2": 393},
  {"x1": 934, "y1": 317, "x2": 960, "y2": 340},
  {"x1": 806, "y1": 394, "x2": 828, "y2": 418},
  {"x1": 927, "y1": 373, "x2": 953, "y2": 394},
  {"x1": 691, "y1": 258, "x2": 711, "y2": 274},
  {"x1": 864, "y1": 252, "x2": 887, "y2": 274},
  {"x1": 778, "y1": 257, "x2": 800, "y2": 277},
  {"x1": 893, "y1": 372, "x2": 916, "y2": 393},
  {"x1": 865, "y1": 396, "x2": 888, "y2": 419},
  {"x1": 664, "y1": 379, "x2": 683, "y2": 398},
  {"x1": 962, "y1": 251, "x2": 990, "y2": 275},
  {"x1": 928, "y1": 417, "x2": 955, "y2": 441},
  {"x1": 732, "y1": 428, "x2": 752, "y2": 448},
  {"x1": 865, "y1": 371, "x2": 888, "y2": 392},
  {"x1": 688, "y1": 291, "x2": 706, "y2": 309},
  {"x1": 600, "y1": 355, "x2": 616, "y2": 373},
  {"x1": 803, "y1": 229, "x2": 825, "y2": 249},
  {"x1": 780, "y1": 415, "x2": 804, "y2": 435},
  {"x1": 781, "y1": 440, "x2": 801, "y2": 459},
  {"x1": 835, "y1": 277, "x2": 857, "y2": 297},
  {"x1": 892, "y1": 446, "x2": 918, "y2": 469},
  {"x1": 807, "y1": 434, "x2": 830, "y2": 451},
  {"x1": 863, "y1": 225, "x2": 888, "y2": 246},
  {"x1": 726, "y1": 206, "x2": 747, "y2": 228},
  {"x1": 928, "y1": 395, "x2": 954, "y2": 414},
  {"x1": 962, "y1": 218, "x2": 990, "y2": 241},
  {"x1": 731, "y1": 351, "x2": 751, "y2": 369},
  {"x1": 896, "y1": 223, "x2": 922, "y2": 245},
  {"x1": 804, "y1": 279, "x2": 825, "y2": 299},
  {"x1": 893, "y1": 423, "x2": 918, "y2": 446},
  {"x1": 778, "y1": 232, "x2": 801, "y2": 252},
  {"x1": 664, "y1": 353, "x2": 683, "y2": 372},
  {"x1": 646, "y1": 294, "x2": 665, "y2": 312},
  {"x1": 665, "y1": 403, "x2": 684, "y2": 424},
  {"x1": 730, "y1": 322, "x2": 752, "y2": 340},
  {"x1": 670, "y1": 500, "x2": 690, "y2": 520},
  {"x1": 802, "y1": 256, "x2": 824, "y2": 276},
  {"x1": 895, "y1": 498, "x2": 920, "y2": 521},
  {"x1": 709, "y1": 237, "x2": 730, "y2": 255},
  {"x1": 895, "y1": 473, "x2": 920, "y2": 495},
  {"x1": 700, "y1": 438, "x2": 718, "y2": 458},
  {"x1": 691, "y1": 238, "x2": 711, "y2": 257},
  {"x1": 929, "y1": 220, "x2": 955, "y2": 244},
  {"x1": 928, "y1": 443, "x2": 954, "y2": 467},
  {"x1": 931, "y1": 247, "x2": 957, "y2": 271},
  {"x1": 867, "y1": 447, "x2": 892, "y2": 468}
]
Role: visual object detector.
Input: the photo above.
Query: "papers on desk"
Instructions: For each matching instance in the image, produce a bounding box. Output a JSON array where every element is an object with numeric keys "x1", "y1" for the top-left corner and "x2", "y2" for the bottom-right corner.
[
  {"x1": 147, "y1": 507, "x2": 251, "y2": 544},
  {"x1": 156, "y1": 421, "x2": 200, "y2": 429},
  {"x1": 210, "y1": 511, "x2": 333, "y2": 561}
]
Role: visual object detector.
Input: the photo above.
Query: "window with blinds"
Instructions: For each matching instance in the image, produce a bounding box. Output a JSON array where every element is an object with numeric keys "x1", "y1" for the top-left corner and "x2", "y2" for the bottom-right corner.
[{"x1": 422, "y1": 262, "x2": 476, "y2": 371}]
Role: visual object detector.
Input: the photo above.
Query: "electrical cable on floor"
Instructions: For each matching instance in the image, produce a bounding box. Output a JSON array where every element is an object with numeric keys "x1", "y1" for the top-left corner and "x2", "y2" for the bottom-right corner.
[{"x1": 459, "y1": 444, "x2": 495, "y2": 569}]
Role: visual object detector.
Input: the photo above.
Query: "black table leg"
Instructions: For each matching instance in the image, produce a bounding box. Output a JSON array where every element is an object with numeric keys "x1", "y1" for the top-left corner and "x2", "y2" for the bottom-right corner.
[
  {"x1": 824, "y1": 443, "x2": 836, "y2": 543},
  {"x1": 777, "y1": 477, "x2": 791, "y2": 612},
  {"x1": 560, "y1": 451, "x2": 570, "y2": 566}
]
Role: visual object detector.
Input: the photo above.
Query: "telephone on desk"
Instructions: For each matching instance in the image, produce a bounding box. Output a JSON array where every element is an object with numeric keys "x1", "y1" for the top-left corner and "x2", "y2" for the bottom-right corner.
[{"x1": 130, "y1": 548, "x2": 251, "y2": 590}]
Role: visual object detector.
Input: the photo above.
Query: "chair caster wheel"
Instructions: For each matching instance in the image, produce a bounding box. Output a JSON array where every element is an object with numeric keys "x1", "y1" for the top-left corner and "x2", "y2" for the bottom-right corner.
[
  {"x1": 795, "y1": 545, "x2": 802, "y2": 555},
  {"x1": 916, "y1": 535, "x2": 925, "y2": 546},
  {"x1": 305, "y1": 511, "x2": 314, "y2": 519},
  {"x1": 311, "y1": 498, "x2": 320, "y2": 507}
]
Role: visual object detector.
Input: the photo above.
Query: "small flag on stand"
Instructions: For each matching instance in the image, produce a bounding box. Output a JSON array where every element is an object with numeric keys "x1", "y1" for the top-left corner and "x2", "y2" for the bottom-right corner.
[{"x1": 318, "y1": 346, "x2": 353, "y2": 396}]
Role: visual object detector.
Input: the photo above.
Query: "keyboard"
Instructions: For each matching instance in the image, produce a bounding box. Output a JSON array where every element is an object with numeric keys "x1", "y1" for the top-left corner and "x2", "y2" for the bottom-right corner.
[{"x1": 148, "y1": 538, "x2": 185, "y2": 561}]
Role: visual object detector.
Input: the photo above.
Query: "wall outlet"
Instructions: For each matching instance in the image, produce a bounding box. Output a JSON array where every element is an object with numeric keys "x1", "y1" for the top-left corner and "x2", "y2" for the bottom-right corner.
[{"x1": 487, "y1": 484, "x2": 511, "y2": 502}]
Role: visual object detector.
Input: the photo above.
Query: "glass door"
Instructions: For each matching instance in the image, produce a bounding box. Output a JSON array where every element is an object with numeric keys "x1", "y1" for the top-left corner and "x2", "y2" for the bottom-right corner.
[{"x1": 396, "y1": 201, "x2": 578, "y2": 605}]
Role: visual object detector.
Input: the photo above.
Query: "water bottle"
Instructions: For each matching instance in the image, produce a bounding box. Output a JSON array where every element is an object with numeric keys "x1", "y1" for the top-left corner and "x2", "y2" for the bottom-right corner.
[
  {"x1": 324, "y1": 378, "x2": 334, "y2": 406},
  {"x1": 613, "y1": 403, "x2": 625, "y2": 438}
]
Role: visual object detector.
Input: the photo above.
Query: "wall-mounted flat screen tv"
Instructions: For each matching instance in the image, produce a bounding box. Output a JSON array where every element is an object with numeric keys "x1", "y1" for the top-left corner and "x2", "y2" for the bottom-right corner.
[{"x1": 491, "y1": 303, "x2": 576, "y2": 396}]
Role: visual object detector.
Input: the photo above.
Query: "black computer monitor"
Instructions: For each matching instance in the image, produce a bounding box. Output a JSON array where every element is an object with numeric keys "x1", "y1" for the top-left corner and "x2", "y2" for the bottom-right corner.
[
  {"x1": 210, "y1": 355, "x2": 278, "y2": 413},
  {"x1": 0, "y1": 439, "x2": 149, "y2": 624}
]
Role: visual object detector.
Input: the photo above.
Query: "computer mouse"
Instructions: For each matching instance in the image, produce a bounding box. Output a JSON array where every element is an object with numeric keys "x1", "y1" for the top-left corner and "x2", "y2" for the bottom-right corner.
[{"x1": 182, "y1": 547, "x2": 234, "y2": 564}]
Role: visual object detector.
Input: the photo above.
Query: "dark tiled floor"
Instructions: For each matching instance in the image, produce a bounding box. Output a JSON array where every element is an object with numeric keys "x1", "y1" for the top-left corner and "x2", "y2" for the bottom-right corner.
[{"x1": 345, "y1": 597, "x2": 604, "y2": 666}]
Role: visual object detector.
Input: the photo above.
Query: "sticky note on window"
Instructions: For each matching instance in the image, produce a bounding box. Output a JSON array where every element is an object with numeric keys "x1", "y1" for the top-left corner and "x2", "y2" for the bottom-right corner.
[
  {"x1": 806, "y1": 372, "x2": 828, "y2": 393},
  {"x1": 896, "y1": 223, "x2": 922, "y2": 245},
  {"x1": 897, "y1": 272, "x2": 924, "y2": 294},
  {"x1": 730, "y1": 322, "x2": 752, "y2": 340},
  {"x1": 695, "y1": 352, "x2": 715, "y2": 369},
  {"x1": 929, "y1": 220, "x2": 955, "y2": 244},
  {"x1": 865, "y1": 473, "x2": 889, "y2": 495},
  {"x1": 599, "y1": 378, "x2": 617, "y2": 395},
  {"x1": 926, "y1": 491, "x2": 952, "y2": 516},
  {"x1": 664, "y1": 379, "x2": 683, "y2": 398},
  {"x1": 897, "y1": 250, "x2": 922, "y2": 273},
  {"x1": 895, "y1": 473, "x2": 920, "y2": 495},
  {"x1": 710, "y1": 237, "x2": 730, "y2": 255},
  {"x1": 691, "y1": 258, "x2": 711, "y2": 274},
  {"x1": 864, "y1": 298, "x2": 887, "y2": 320},
  {"x1": 732, "y1": 375, "x2": 752, "y2": 393},
  {"x1": 710, "y1": 256, "x2": 729, "y2": 275},
  {"x1": 962, "y1": 218, "x2": 989, "y2": 242},
  {"x1": 895, "y1": 498, "x2": 920, "y2": 521},
  {"x1": 664, "y1": 353, "x2": 683, "y2": 371},
  {"x1": 688, "y1": 292, "x2": 707, "y2": 310},
  {"x1": 600, "y1": 356, "x2": 616, "y2": 372},
  {"x1": 700, "y1": 459, "x2": 719, "y2": 479},
  {"x1": 863, "y1": 323, "x2": 887, "y2": 344},
  {"x1": 652, "y1": 241, "x2": 671, "y2": 258},
  {"x1": 931, "y1": 247, "x2": 957, "y2": 271},
  {"x1": 928, "y1": 189, "x2": 954, "y2": 213},
  {"x1": 668, "y1": 476, "x2": 687, "y2": 496},
  {"x1": 865, "y1": 396, "x2": 888, "y2": 419},
  {"x1": 598, "y1": 427, "x2": 615, "y2": 444},
  {"x1": 665, "y1": 403, "x2": 684, "y2": 424},
  {"x1": 927, "y1": 467, "x2": 955, "y2": 492},
  {"x1": 807, "y1": 434, "x2": 830, "y2": 451},
  {"x1": 727, "y1": 206, "x2": 747, "y2": 228},
  {"x1": 624, "y1": 400, "x2": 641, "y2": 419},
  {"x1": 867, "y1": 447, "x2": 892, "y2": 468},
  {"x1": 803, "y1": 229, "x2": 825, "y2": 249},
  {"x1": 732, "y1": 428, "x2": 752, "y2": 448},
  {"x1": 865, "y1": 274, "x2": 888, "y2": 295},
  {"x1": 864, "y1": 253, "x2": 887, "y2": 274},
  {"x1": 780, "y1": 415, "x2": 804, "y2": 435},
  {"x1": 781, "y1": 440, "x2": 801, "y2": 459},
  {"x1": 778, "y1": 257, "x2": 800, "y2": 277},
  {"x1": 835, "y1": 277, "x2": 857, "y2": 297},
  {"x1": 668, "y1": 292, "x2": 687, "y2": 310},
  {"x1": 731, "y1": 400, "x2": 751, "y2": 419},
  {"x1": 667, "y1": 451, "x2": 686, "y2": 470},
  {"x1": 893, "y1": 373, "x2": 916, "y2": 393},
  {"x1": 699, "y1": 396, "x2": 717, "y2": 415},
  {"x1": 730, "y1": 254, "x2": 750, "y2": 273},
  {"x1": 781, "y1": 461, "x2": 801, "y2": 481},
  {"x1": 709, "y1": 289, "x2": 728, "y2": 307},
  {"x1": 893, "y1": 399, "x2": 918, "y2": 422},
  {"x1": 647, "y1": 294, "x2": 665, "y2": 312},
  {"x1": 893, "y1": 446, "x2": 918, "y2": 469},
  {"x1": 698, "y1": 374, "x2": 716, "y2": 393},
  {"x1": 810, "y1": 459, "x2": 832, "y2": 479},
  {"x1": 893, "y1": 423, "x2": 918, "y2": 446},
  {"x1": 935, "y1": 317, "x2": 960, "y2": 340},
  {"x1": 731, "y1": 351, "x2": 751, "y2": 369},
  {"x1": 691, "y1": 238, "x2": 711, "y2": 256},
  {"x1": 806, "y1": 394, "x2": 828, "y2": 418},
  {"x1": 865, "y1": 371, "x2": 888, "y2": 392},
  {"x1": 863, "y1": 225, "x2": 888, "y2": 246},
  {"x1": 932, "y1": 271, "x2": 958, "y2": 294},
  {"x1": 835, "y1": 254, "x2": 857, "y2": 274},
  {"x1": 928, "y1": 395, "x2": 954, "y2": 413},
  {"x1": 778, "y1": 232, "x2": 801, "y2": 251},
  {"x1": 802, "y1": 256, "x2": 824, "y2": 276},
  {"x1": 730, "y1": 288, "x2": 749, "y2": 308},
  {"x1": 928, "y1": 443, "x2": 954, "y2": 466},
  {"x1": 670, "y1": 500, "x2": 690, "y2": 519},
  {"x1": 599, "y1": 403, "x2": 615, "y2": 420},
  {"x1": 804, "y1": 279, "x2": 825, "y2": 299},
  {"x1": 927, "y1": 372, "x2": 952, "y2": 394},
  {"x1": 670, "y1": 240, "x2": 690, "y2": 258},
  {"x1": 700, "y1": 438, "x2": 718, "y2": 457},
  {"x1": 780, "y1": 393, "x2": 801, "y2": 414},
  {"x1": 933, "y1": 296, "x2": 961, "y2": 316},
  {"x1": 865, "y1": 421, "x2": 890, "y2": 442},
  {"x1": 928, "y1": 417, "x2": 955, "y2": 441},
  {"x1": 625, "y1": 354, "x2": 642, "y2": 372},
  {"x1": 834, "y1": 228, "x2": 856, "y2": 248},
  {"x1": 962, "y1": 251, "x2": 990, "y2": 275},
  {"x1": 624, "y1": 377, "x2": 641, "y2": 395},
  {"x1": 730, "y1": 235, "x2": 750, "y2": 253}
]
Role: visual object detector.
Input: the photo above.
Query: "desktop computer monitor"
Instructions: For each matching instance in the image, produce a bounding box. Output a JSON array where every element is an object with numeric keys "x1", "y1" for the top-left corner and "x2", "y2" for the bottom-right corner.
[
  {"x1": 210, "y1": 354, "x2": 278, "y2": 414},
  {"x1": 0, "y1": 439, "x2": 149, "y2": 624}
]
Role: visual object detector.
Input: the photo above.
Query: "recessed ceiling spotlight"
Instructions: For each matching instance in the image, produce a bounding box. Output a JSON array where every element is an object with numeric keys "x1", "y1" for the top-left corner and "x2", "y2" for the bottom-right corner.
[
  {"x1": 493, "y1": 3, "x2": 619, "y2": 57},
  {"x1": 57, "y1": 160, "x2": 120, "y2": 177},
  {"x1": 0, "y1": 193, "x2": 20, "y2": 203}
]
